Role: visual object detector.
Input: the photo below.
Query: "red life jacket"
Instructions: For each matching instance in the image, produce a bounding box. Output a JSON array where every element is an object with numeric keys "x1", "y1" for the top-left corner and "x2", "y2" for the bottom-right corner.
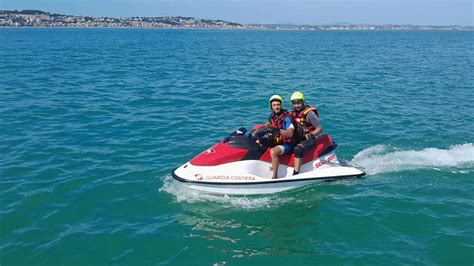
[
  {"x1": 269, "y1": 109, "x2": 293, "y2": 145},
  {"x1": 292, "y1": 105, "x2": 319, "y2": 132}
]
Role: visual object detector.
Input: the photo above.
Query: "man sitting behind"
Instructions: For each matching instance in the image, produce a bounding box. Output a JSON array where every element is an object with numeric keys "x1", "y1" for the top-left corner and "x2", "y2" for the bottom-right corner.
[{"x1": 290, "y1": 91, "x2": 323, "y2": 175}]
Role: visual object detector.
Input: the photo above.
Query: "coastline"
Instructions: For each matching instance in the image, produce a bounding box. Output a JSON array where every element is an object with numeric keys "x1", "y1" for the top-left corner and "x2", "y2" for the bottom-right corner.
[
  {"x1": 1, "y1": 26, "x2": 473, "y2": 31},
  {"x1": 1, "y1": 10, "x2": 472, "y2": 31}
]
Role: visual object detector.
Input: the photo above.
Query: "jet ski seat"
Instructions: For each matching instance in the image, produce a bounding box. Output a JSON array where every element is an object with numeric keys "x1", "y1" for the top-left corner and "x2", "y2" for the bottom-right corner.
[{"x1": 259, "y1": 134, "x2": 336, "y2": 167}]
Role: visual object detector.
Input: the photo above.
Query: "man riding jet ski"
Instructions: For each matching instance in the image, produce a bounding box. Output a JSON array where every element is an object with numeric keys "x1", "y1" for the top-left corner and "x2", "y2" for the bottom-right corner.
[
  {"x1": 289, "y1": 91, "x2": 322, "y2": 175},
  {"x1": 171, "y1": 94, "x2": 365, "y2": 195},
  {"x1": 260, "y1": 95, "x2": 295, "y2": 179}
]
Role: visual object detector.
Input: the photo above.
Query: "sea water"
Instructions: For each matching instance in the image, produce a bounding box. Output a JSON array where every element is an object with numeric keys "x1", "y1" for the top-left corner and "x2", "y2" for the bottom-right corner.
[{"x1": 1, "y1": 29, "x2": 473, "y2": 265}]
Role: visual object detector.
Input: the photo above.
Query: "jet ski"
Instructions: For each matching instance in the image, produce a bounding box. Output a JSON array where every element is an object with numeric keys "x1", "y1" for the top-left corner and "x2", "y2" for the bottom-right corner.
[{"x1": 171, "y1": 127, "x2": 365, "y2": 195}]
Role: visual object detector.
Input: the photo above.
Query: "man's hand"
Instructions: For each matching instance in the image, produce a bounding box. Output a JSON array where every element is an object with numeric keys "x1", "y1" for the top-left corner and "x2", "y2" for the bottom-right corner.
[
  {"x1": 305, "y1": 132, "x2": 314, "y2": 140},
  {"x1": 268, "y1": 126, "x2": 280, "y2": 135}
]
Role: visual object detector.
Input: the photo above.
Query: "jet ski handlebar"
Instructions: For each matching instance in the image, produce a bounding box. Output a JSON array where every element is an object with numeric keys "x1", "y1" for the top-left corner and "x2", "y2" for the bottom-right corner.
[
  {"x1": 250, "y1": 125, "x2": 279, "y2": 140},
  {"x1": 223, "y1": 126, "x2": 279, "y2": 148}
]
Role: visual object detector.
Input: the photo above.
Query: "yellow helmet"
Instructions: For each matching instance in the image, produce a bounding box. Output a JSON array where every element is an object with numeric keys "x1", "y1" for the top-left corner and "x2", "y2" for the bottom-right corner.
[
  {"x1": 269, "y1": 94, "x2": 283, "y2": 108},
  {"x1": 290, "y1": 91, "x2": 305, "y2": 102}
]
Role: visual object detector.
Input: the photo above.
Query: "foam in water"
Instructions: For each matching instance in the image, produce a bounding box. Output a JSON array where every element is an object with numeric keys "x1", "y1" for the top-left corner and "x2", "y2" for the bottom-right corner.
[
  {"x1": 351, "y1": 143, "x2": 474, "y2": 175},
  {"x1": 159, "y1": 175, "x2": 292, "y2": 209}
]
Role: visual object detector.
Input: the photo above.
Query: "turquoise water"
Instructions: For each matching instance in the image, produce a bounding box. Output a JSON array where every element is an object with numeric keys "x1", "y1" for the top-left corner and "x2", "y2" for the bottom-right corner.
[{"x1": 1, "y1": 29, "x2": 473, "y2": 265}]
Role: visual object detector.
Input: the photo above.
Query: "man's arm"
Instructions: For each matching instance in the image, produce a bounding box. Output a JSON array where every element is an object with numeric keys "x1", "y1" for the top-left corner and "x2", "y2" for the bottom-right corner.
[
  {"x1": 279, "y1": 117, "x2": 294, "y2": 137},
  {"x1": 306, "y1": 111, "x2": 323, "y2": 137}
]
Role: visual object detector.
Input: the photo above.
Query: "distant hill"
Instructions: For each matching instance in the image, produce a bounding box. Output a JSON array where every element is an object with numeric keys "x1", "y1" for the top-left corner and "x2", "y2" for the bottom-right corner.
[{"x1": 0, "y1": 9, "x2": 49, "y2": 15}]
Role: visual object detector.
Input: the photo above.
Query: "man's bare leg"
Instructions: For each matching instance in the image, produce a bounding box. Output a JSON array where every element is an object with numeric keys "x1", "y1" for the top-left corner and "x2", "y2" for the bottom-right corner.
[
  {"x1": 270, "y1": 147, "x2": 283, "y2": 179},
  {"x1": 293, "y1": 157, "x2": 302, "y2": 175}
]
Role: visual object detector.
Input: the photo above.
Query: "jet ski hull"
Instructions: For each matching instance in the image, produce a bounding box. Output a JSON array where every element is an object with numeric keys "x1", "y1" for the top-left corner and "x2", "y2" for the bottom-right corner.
[{"x1": 171, "y1": 151, "x2": 365, "y2": 195}]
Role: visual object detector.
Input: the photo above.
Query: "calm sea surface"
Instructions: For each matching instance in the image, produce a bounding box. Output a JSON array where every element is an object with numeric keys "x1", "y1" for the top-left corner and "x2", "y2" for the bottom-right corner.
[{"x1": 1, "y1": 29, "x2": 473, "y2": 265}]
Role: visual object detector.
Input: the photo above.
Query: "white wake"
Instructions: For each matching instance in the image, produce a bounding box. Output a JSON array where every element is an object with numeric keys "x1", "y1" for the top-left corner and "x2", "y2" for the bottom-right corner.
[
  {"x1": 160, "y1": 175, "x2": 293, "y2": 209},
  {"x1": 350, "y1": 143, "x2": 474, "y2": 175}
]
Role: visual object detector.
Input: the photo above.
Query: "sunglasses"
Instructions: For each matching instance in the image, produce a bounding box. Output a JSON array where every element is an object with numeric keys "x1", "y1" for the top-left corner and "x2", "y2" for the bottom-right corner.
[{"x1": 291, "y1": 100, "x2": 303, "y2": 105}]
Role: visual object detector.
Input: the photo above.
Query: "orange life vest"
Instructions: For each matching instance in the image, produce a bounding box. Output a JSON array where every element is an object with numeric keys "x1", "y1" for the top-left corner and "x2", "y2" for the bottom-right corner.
[
  {"x1": 269, "y1": 109, "x2": 293, "y2": 145},
  {"x1": 292, "y1": 105, "x2": 319, "y2": 132}
]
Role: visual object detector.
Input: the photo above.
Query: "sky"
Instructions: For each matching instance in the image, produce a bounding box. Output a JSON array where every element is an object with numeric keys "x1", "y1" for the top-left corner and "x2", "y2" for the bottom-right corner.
[{"x1": 1, "y1": 0, "x2": 473, "y2": 26}]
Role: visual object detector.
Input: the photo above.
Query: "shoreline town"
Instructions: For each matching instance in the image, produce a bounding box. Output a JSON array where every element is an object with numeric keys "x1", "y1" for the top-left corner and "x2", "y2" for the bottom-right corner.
[{"x1": 1, "y1": 10, "x2": 472, "y2": 30}]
